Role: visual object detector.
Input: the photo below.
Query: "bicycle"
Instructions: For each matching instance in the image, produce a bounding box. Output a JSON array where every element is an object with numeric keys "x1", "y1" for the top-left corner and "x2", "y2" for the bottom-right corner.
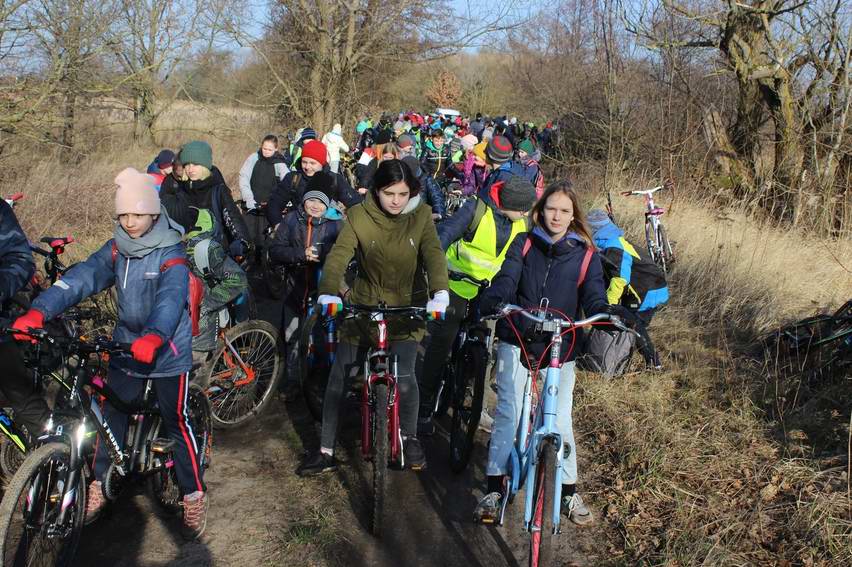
[
  {"x1": 0, "y1": 329, "x2": 212, "y2": 567},
  {"x1": 299, "y1": 304, "x2": 338, "y2": 422},
  {"x1": 479, "y1": 304, "x2": 655, "y2": 567},
  {"x1": 427, "y1": 272, "x2": 493, "y2": 473},
  {"x1": 196, "y1": 301, "x2": 283, "y2": 429},
  {"x1": 621, "y1": 182, "x2": 675, "y2": 273},
  {"x1": 330, "y1": 304, "x2": 430, "y2": 537}
]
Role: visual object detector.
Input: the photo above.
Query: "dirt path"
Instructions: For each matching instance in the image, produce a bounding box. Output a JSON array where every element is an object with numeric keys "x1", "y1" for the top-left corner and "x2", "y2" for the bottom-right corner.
[{"x1": 72, "y1": 288, "x2": 605, "y2": 566}]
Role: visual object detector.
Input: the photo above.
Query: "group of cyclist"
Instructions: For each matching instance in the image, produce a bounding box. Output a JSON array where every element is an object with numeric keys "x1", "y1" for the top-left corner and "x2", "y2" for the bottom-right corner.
[{"x1": 0, "y1": 108, "x2": 666, "y2": 546}]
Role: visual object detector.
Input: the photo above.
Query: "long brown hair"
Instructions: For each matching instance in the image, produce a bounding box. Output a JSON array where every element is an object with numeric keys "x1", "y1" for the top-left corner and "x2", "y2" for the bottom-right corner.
[{"x1": 530, "y1": 180, "x2": 594, "y2": 247}]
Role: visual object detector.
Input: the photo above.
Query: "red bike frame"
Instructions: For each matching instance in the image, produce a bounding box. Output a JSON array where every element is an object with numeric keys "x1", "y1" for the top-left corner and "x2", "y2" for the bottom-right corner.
[{"x1": 359, "y1": 316, "x2": 402, "y2": 464}]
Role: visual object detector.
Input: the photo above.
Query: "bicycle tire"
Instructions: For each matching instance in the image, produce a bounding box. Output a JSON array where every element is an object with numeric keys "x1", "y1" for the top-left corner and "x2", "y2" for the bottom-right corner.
[
  {"x1": 188, "y1": 384, "x2": 214, "y2": 470},
  {"x1": 0, "y1": 442, "x2": 85, "y2": 567},
  {"x1": 644, "y1": 219, "x2": 658, "y2": 265},
  {"x1": 529, "y1": 440, "x2": 558, "y2": 567},
  {"x1": 201, "y1": 320, "x2": 282, "y2": 429},
  {"x1": 299, "y1": 312, "x2": 330, "y2": 422},
  {"x1": 658, "y1": 223, "x2": 674, "y2": 268},
  {"x1": 371, "y1": 382, "x2": 389, "y2": 538},
  {"x1": 0, "y1": 436, "x2": 26, "y2": 479},
  {"x1": 449, "y1": 342, "x2": 487, "y2": 473},
  {"x1": 433, "y1": 358, "x2": 455, "y2": 418}
]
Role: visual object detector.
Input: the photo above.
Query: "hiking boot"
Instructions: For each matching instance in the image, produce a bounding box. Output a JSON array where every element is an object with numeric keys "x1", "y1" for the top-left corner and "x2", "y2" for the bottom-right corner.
[
  {"x1": 473, "y1": 492, "x2": 502, "y2": 524},
  {"x1": 403, "y1": 437, "x2": 426, "y2": 471},
  {"x1": 296, "y1": 451, "x2": 338, "y2": 477},
  {"x1": 84, "y1": 480, "x2": 105, "y2": 524},
  {"x1": 181, "y1": 491, "x2": 209, "y2": 540},
  {"x1": 417, "y1": 416, "x2": 435, "y2": 437},
  {"x1": 562, "y1": 493, "x2": 594, "y2": 526}
]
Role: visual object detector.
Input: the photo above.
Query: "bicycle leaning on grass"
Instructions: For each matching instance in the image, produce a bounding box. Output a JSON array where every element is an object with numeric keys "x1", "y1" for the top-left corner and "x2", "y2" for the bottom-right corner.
[
  {"x1": 620, "y1": 181, "x2": 675, "y2": 273},
  {"x1": 478, "y1": 303, "x2": 656, "y2": 567}
]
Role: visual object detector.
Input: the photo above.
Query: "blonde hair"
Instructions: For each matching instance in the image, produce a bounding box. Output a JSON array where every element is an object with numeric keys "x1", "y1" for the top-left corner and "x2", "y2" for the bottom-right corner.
[
  {"x1": 375, "y1": 142, "x2": 399, "y2": 162},
  {"x1": 530, "y1": 180, "x2": 594, "y2": 247}
]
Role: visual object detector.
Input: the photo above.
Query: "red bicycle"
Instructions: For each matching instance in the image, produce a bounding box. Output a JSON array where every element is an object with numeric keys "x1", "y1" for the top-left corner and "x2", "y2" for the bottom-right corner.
[{"x1": 338, "y1": 303, "x2": 429, "y2": 537}]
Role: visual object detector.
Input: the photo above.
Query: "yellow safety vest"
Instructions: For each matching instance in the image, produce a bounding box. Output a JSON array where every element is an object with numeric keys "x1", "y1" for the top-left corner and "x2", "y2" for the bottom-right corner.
[{"x1": 446, "y1": 207, "x2": 527, "y2": 299}]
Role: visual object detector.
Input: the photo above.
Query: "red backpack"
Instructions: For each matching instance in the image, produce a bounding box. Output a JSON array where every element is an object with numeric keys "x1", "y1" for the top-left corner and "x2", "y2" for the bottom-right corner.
[{"x1": 111, "y1": 242, "x2": 204, "y2": 336}]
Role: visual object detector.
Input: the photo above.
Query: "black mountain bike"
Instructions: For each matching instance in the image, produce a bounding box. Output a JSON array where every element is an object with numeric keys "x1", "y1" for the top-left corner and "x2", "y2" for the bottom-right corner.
[{"x1": 0, "y1": 329, "x2": 212, "y2": 567}]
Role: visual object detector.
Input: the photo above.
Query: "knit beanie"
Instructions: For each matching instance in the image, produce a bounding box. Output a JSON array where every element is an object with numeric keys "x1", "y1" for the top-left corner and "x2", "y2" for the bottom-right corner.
[
  {"x1": 401, "y1": 156, "x2": 422, "y2": 178},
  {"x1": 473, "y1": 141, "x2": 487, "y2": 161},
  {"x1": 518, "y1": 139, "x2": 535, "y2": 155},
  {"x1": 487, "y1": 136, "x2": 513, "y2": 163},
  {"x1": 298, "y1": 127, "x2": 317, "y2": 143},
  {"x1": 332, "y1": 123, "x2": 342, "y2": 135},
  {"x1": 374, "y1": 128, "x2": 393, "y2": 145},
  {"x1": 461, "y1": 134, "x2": 478, "y2": 151},
  {"x1": 155, "y1": 149, "x2": 175, "y2": 168},
  {"x1": 397, "y1": 134, "x2": 416, "y2": 149},
  {"x1": 301, "y1": 140, "x2": 328, "y2": 166},
  {"x1": 495, "y1": 175, "x2": 537, "y2": 212},
  {"x1": 115, "y1": 167, "x2": 160, "y2": 216},
  {"x1": 303, "y1": 172, "x2": 335, "y2": 208},
  {"x1": 586, "y1": 209, "x2": 613, "y2": 234},
  {"x1": 179, "y1": 141, "x2": 213, "y2": 170}
]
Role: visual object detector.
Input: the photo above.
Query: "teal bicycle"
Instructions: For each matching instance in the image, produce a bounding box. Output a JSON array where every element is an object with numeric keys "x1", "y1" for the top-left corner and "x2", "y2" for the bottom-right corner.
[{"x1": 482, "y1": 303, "x2": 655, "y2": 567}]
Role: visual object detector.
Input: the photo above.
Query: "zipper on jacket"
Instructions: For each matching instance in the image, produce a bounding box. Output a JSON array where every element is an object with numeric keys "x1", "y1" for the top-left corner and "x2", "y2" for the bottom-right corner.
[{"x1": 123, "y1": 257, "x2": 130, "y2": 289}]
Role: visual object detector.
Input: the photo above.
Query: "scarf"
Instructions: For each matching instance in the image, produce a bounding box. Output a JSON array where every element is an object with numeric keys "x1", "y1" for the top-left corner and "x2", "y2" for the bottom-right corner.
[{"x1": 113, "y1": 207, "x2": 184, "y2": 259}]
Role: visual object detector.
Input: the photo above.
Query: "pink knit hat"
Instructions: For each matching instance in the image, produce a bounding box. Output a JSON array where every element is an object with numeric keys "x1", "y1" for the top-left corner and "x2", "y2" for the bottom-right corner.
[
  {"x1": 114, "y1": 167, "x2": 160, "y2": 215},
  {"x1": 461, "y1": 134, "x2": 478, "y2": 151}
]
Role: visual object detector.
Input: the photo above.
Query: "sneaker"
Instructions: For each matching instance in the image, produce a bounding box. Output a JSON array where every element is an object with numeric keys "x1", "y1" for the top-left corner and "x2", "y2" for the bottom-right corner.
[
  {"x1": 403, "y1": 437, "x2": 426, "y2": 471},
  {"x1": 417, "y1": 416, "x2": 435, "y2": 437},
  {"x1": 296, "y1": 451, "x2": 338, "y2": 477},
  {"x1": 562, "y1": 493, "x2": 594, "y2": 526},
  {"x1": 84, "y1": 480, "x2": 105, "y2": 523},
  {"x1": 181, "y1": 491, "x2": 209, "y2": 540},
  {"x1": 473, "y1": 492, "x2": 502, "y2": 524}
]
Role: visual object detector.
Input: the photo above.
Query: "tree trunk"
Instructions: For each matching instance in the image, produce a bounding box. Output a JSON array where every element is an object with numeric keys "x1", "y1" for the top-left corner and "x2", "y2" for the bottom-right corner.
[{"x1": 60, "y1": 90, "x2": 76, "y2": 164}]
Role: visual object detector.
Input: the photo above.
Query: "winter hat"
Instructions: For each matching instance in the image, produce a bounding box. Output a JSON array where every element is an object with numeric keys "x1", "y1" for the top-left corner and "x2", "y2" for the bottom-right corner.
[
  {"x1": 493, "y1": 175, "x2": 536, "y2": 212},
  {"x1": 473, "y1": 141, "x2": 488, "y2": 161},
  {"x1": 443, "y1": 127, "x2": 455, "y2": 139},
  {"x1": 115, "y1": 167, "x2": 160, "y2": 216},
  {"x1": 332, "y1": 123, "x2": 342, "y2": 135},
  {"x1": 179, "y1": 141, "x2": 213, "y2": 170},
  {"x1": 461, "y1": 134, "x2": 478, "y2": 151},
  {"x1": 397, "y1": 134, "x2": 416, "y2": 149},
  {"x1": 298, "y1": 127, "x2": 318, "y2": 143},
  {"x1": 517, "y1": 139, "x2": 535, "y2": 155},
  {"x1": 301, "y1": 140, "x2": 328, "y2": 166},
  {"x1": 374, "y1": 128, "x2": 393, "y2": 145},
  {"x1": 487, "y1": 135, "x2": 513, "y2": 163},
  {"x1": 401, "y1": 156, "x2": 422, "y2": 178},
  {"x1": 303, "y1": 172, "x2": 334, "y2": 208},
  {"x1": 586, "y1": 209, "x2": 613, "y2": 234},
  {"x1": 155, "y1": 149, "x2": 175, "y2": 168}
]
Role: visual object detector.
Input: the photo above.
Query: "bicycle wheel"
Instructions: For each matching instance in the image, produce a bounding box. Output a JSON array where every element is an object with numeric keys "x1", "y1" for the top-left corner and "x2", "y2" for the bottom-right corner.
[
  {"x1": 658, "y1": 223, "x2": 674, "y2": 268},
  {"x1": 188, "y1": 384, "x2": 213, "y2": 470},
  {"x1": 0, "y1": 434, "x2": 27, "y2": 479},
  {"x1": 299, "y1": 312, "x2": 329, "y2": 422},
  {"x1": 644, "y1": 219, "x2": 659, "y2": 267},
  {"x1": 449, "y1": 342, "x2": 487, "y2": 473},
  {"x1": 201, "y1": 320, "x2": 282, "y2": 429},
  {"x1": 370, "y1": 382, "x2": 389, "y2": 538},
  {"x1": 0, "y1": 442, "x2": 85, "y2": 567},
  {"x1": 529, "y1": 440, "x2": 558, "y2": 567},
  {"x1": 433, "y1": 358, "x2": 455, "y2": 418}
]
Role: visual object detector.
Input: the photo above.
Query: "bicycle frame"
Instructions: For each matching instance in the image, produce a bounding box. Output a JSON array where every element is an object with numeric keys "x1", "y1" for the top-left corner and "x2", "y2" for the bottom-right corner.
[{"x1": 359, "y1": 314, "x2": 402, "y2": 465}]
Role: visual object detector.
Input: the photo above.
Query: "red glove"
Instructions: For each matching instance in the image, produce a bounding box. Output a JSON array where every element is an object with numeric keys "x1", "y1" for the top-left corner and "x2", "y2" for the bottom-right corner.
[
  {"x1": 131, "y1": 334, "x2": 164, "y2": 364},
  {"x1": 11, "y1": 309, "x2": 45, "y2": 342}
]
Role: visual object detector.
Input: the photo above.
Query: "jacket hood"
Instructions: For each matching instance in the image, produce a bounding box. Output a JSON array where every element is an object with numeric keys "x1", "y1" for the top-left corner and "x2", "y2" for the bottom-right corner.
[
  {"x1": 590, "y1": 219, "x2": 623, "y2": 246},
  {"x1": 530, "y1": 226, "x2": 586, "y2": 254},
  {"x1": 363, "y1": 192, "x2": 423, "y2": 224}
]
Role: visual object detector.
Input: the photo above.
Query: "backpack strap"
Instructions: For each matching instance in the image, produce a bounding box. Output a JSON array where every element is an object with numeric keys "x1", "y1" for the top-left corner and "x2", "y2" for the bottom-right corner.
[
  {"x1": 111, "y1": 241, "x2": 118, "y2": 266},
  {"x1": 160, "y1": 257, "x2": 190, "y2": 272},
  {"x1": 521, "y1": 235, "x2": 532, "y2": 258},
  {"x1": 463, "y1": 198, "x2": 488, "y2": 241},
  {"x1": 577, "y1": 247, "x2": 594, "y2": 288}
]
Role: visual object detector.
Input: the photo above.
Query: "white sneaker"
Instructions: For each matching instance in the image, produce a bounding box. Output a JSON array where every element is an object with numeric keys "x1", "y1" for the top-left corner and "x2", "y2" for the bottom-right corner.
[{"x1": 562, "y1": 493, "x2": 593, "y2": 526}]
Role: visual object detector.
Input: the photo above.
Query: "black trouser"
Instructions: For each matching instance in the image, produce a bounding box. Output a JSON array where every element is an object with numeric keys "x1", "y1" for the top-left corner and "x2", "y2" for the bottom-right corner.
[
  {"x1": 280, "y1": 302, "x2": 302, "y2": 389},
  {"x1": 243, "y1": 211, "x2": 269, "y2": 264},
  {"x1": 320, "y1": 340, "x2": 419, "y2": 451},
  {"x1": 0, "y1": 341, "x2": 50, "y2": 437},
  {"x1": 416, "y1": 291, "x2": 469, "y2": 417},
  {"x1": 637, "y1": 309, "x2": 655, "y2": 327},
  {"x1": 94, "y1": 369, "x2": 205, "y2": 494}
]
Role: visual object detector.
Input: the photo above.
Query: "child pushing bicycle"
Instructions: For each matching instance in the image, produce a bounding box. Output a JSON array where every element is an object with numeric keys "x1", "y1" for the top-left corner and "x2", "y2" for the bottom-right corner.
[{"x1": 12, "y1": 168, "x2": 209, "y2": 539}]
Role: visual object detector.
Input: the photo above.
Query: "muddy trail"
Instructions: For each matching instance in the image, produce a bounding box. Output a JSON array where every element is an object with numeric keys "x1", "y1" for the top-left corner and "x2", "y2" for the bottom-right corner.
[{"x1": 72, "y1": 286, "x2": 605, "y2": 567}]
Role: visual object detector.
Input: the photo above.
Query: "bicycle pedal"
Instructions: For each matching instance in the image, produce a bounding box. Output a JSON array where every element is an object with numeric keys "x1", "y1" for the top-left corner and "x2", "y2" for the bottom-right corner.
[{"x1": 151, "y1": 438, "x2": 177, "y2": 453}]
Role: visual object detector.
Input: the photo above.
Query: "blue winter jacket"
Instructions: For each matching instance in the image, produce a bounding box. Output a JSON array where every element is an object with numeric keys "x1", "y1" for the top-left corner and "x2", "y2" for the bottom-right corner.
[
  {"x1": 33, "y1": 240, "x2": 192, "y2": 378},
  {"x1": 479, "y1": 161, "x2": 539, "y2": 199},
  {"x1": 419, "y1": 173, "x2": 447, "y2": 219},
  {"x1": 479, "y1": 227, "x2": 609, "y2": 363},
  {"x1": 0, "y1": 201, "x2": 36, "y2": 339}
]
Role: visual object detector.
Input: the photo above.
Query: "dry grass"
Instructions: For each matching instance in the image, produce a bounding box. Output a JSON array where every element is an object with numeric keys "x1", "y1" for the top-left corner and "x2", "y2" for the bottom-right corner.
[{"x1": 569, "y1": 168, "x2": 852, "y2": 565}]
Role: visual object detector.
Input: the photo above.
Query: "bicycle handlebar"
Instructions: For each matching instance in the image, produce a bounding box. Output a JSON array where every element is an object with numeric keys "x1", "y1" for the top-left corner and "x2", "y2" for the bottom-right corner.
[
  {"x1": 344, "y1": 304, "x2": 430, "y2": 317},
  {"x1": 1, "y1": 327, "x2": 130, "y2": 355},
  {"x1": 448, "y1": 271, "x2": 490, "y2": 289},
  {"x1": 621, "y1": 185, "x2": 664, "y2": 197}
]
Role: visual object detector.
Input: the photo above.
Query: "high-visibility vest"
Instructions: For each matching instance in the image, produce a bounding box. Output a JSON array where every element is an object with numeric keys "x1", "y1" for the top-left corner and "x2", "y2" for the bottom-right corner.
[{"x1": 446, "y1": 207, "x2": 527, "y2": 299}]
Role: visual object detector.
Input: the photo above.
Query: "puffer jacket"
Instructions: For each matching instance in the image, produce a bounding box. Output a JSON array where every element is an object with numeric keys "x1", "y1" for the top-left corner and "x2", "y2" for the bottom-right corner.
[
  {"x1": 479, "y1": 227, "x2": 608, "y2": 364},
  {"x1": 321, "y1": 128, "x2": 350, "y2": 161},
  {"x1": 318, "y1": 193, "x2": 448, "y2": 343},
  {"x1": 420, "y1": 139, "x2": 450, "y2": 181},
  {"x1": 269, "y1": 207, "x2": 343, "y2": 312},
  {"x1": 0, "y1": 201, "x2": 36, "y2": 339},
  {"x1": 32, "y1": 239, "x2": 192, "y2": 377},
  {"x1": 238, "y1": 151, "x2": 289, "y2": 210}
]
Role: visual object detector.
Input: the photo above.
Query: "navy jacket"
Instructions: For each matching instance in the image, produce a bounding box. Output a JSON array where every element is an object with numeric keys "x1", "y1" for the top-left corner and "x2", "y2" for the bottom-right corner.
[
  {"x1": 419, "y1": 173, "x2": 447, "y2": 219},
  {"x1": 479, "y1": 227, "x2": 608, "y2": 363},
  {"x1": 0, "y1": 201, "x2": 35, "y2": 337},
  {"x1": 268, "y1": 166, "x2": 361, "y2": 227},
  {"x1": 33, "y1": 240, "x2": 192, "y2": 377}
]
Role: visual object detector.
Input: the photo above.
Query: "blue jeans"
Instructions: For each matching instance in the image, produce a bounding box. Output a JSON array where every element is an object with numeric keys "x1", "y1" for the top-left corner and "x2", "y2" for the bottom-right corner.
[{"x1": 486, "y1": 343, "x2": 577, "y2": 484}]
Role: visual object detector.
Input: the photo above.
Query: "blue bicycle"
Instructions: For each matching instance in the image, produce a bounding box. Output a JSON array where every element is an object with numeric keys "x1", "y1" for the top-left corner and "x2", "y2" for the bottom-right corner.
[{"x1": 482, "y1": 303, "x2": 654, "y2": 567}]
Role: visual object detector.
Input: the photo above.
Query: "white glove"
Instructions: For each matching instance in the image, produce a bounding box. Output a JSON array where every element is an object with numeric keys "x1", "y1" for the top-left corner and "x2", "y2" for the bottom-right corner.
[
  {"x1": 426, "y1": 290, "x2": 450, "y2": 320},
  {"x1": 317, "y1": 294, "x2": 343, "y2": 316}
]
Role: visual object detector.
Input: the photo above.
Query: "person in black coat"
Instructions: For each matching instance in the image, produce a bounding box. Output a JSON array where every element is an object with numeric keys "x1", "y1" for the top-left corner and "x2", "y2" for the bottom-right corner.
[{"x1": 474, "y1": 180, "x2": 615, "y2": 528}]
